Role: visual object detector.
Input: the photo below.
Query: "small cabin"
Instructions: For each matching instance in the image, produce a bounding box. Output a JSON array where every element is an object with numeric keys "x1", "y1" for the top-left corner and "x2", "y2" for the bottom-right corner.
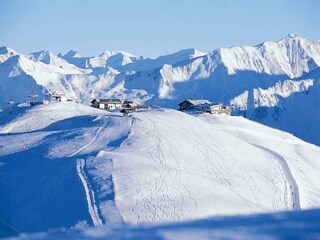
[
  {"x1": 209, "y1": 103, "x2": 231, "y2": 116},
  {"x1": 122, "y1": 100, "x2": 138, "y2": 109},
  {"x1": 91, "y1": 99, "x2": 100, "y2": 108},
  {"x1": 178, "y1": 99, "x2": 212, "y2": 111},
  {"x1": 178, "y1": 99, "x2": 231, "y2": 115},
  {"x1": 91, "y1": 99, "x2": 123, "y2": 110},
  {"x1": 47, "y1": 92, "x2": 66, "y2": 102}
]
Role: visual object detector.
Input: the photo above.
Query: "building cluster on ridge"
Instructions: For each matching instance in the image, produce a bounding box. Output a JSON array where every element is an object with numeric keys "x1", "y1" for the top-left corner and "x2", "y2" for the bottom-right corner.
[
  {"x1": 6, "y1": 93, "x2": 231, "y2": 117},
  {"x1": 90, "y1": 98, "x2": 147, "y2": 116},
  {"x1": 90, "y1": 99, "x2": 141, "y2": 111},
  {"x1": 90, "y1": 97, "x2": 231, "y2": 116}
]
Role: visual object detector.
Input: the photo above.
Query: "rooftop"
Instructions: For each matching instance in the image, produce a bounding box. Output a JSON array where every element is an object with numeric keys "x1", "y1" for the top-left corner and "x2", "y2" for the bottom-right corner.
[
  {"x1": 99, "y1": 99, "x2": 122, "y2": 104},
  {"x1": 179, "y1": 99, "x2": 212, "y2": 106}
]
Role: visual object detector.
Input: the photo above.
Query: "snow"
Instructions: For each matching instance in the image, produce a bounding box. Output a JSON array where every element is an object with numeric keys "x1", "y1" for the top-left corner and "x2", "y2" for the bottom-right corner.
[
  {"x1": 1, "y1": 102, "x2": 320, "y2": 238},
  {"x1": 1, "y1": 35, "x2": 320, "y2": 150},
  {"x1": 0, "y1": 46, "x2": 18, "y2": 63},
  {"x1": 220, "y1": 35, "x2": 320, "y2": 78},
  {"x1": 232, "y1": 78, "x2": 320, "y2": 145},
  {"x1": 1, "y1": 34, "x2": 320, "y2": 239},
  {"x1": 181, "y1": 99, "x2": 212, "y2": 105},
  {"x1": 0, "y1": 35, "x2": 319, "y2": 111},
  {"x1": 7, "y1": 209, "x2": 320, "y2": 239},
  {"x1": 76, "y1": 159, "x2": 103, "y2": 227}
]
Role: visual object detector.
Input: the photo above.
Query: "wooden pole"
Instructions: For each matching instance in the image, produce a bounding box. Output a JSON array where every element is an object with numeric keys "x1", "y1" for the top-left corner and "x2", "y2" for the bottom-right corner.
[{"x1": 7, "y1": 100, "x2": 14, "y2": 115}]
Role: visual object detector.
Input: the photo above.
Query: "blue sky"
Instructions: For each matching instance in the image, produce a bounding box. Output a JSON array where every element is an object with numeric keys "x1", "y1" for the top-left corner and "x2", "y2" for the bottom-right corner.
[{"x1": 0, "y1": 0, "x2": 319, "y2": 57}]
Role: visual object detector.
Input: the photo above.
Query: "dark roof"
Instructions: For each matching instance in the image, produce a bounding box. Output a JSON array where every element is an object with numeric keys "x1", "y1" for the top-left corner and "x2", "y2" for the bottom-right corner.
[
  {"x1": 47, "y1": 92, "x2": 64, "y2": 97},
  {"x1": 99, "y1": 99, "x2": 122, "y2": 104},
  {"x1": 91, "y1": 99, "x2": 99, "y2": 103},
  {"x1": 178, "y1": 99, "x2": 212, "y2": 106}
]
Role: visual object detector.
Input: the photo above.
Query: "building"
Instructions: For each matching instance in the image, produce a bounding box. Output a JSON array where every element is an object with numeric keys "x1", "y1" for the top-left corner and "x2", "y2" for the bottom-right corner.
[
  {"x1": 90, "y1": 99, "x2": 100, "y2": 108},
  {"x1": 178, "y1": 99, "x2": 212, "y2": 111},
  {"x1": 91, "y1": 99, "x2": 123, "y2": 110},
  {"x1": 47, "y1": 92, "x2": 66, "y2": 102},
  {"x1": 122, "y1": 100, "x2": 139, "y2": 109},
  {"x1": 178, "y1": 99, "x2": 231, "y2": 115},
  {"x1": 209, "y1": 103, "x2": 231, "y2": 115},
  {"x1": 30, "y1": 101, "x2": 44, "y2": 107}
]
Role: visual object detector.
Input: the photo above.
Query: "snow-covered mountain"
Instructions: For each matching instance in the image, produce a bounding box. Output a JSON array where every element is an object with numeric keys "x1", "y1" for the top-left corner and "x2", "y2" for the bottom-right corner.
[
  {"x1": 62, "y1": 50, "x2": 143, "y2": 71},
  {"x1": 1, "y1": 34, "x2": 320, "y2": 144},
  {"x1": 1, "y1": 102, "x2": 320, "y2": 236},
  {"x1": 0, "y1": 47, "x2": 18, "y2": 63}
]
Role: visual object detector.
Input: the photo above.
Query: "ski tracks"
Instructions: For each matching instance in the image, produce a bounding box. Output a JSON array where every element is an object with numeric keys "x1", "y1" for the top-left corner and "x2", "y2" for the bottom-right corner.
[
  {"x1": 69, "y1": 117, "x2": 108, "y2": 226},
  {"x1": 253, "y1": 144, "x2": 301, "y2": 210},
  {"x1": 136, "y1": 117, "x2": 195, "y2": 222},
  {"x1": 68, "y1": 117, "x2": 107, "y2": 158},
  {"x1": 76, "y1": 159, "x2": 103, "y2": 226}
]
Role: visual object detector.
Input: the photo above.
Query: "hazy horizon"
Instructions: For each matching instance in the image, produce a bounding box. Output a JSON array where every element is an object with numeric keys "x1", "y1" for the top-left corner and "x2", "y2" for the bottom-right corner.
[{"x1": 1, "y1": 0, "x2": 319, "y2": 57}]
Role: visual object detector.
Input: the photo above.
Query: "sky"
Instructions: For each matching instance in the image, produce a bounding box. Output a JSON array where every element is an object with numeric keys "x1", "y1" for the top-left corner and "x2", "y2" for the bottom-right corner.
[{"x1": 0, "y1": 0, "x2": 319, "y2": 57}]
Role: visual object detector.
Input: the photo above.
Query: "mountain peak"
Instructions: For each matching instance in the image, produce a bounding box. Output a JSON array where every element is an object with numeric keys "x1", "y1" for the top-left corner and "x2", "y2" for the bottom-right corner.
[
  {"x1": 28, "y1": 50, "x2": 73, "y2": 67},
  {"x1": 287, "y1": 33, "x2": 299, "y2": 38},
  {"x1": 99, "y1": 50, "x2": 137, "y2": 58},
  {"x1": 281, "y1": 34, "x2": 307, "y2": 43},
  {"x1": 0, "y1": 46, "x2": 19, "y2": 64},
  {"x1": 30, "y1": 49, "x2": 54, "y2": 58},
  {"x1": 172, "y1": 48, "x2": 206, "y2": 59},
  {"x1": 0, "y1": 46, "x2": 16, "y2": 55},
  {"x1": 63, "y1": 50, "x2": 85, "y2": 59}
]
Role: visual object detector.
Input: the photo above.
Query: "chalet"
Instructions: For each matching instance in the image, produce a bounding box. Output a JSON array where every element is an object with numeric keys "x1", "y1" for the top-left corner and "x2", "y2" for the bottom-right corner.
[
  {"x1": 178, "y1": 99, "x2": 231, "y2": 115},
  {"x1": 46, "y1": 92, "x2": 66, "y2": 102},
  {"x1": 209, "y1": 103, "x2": 231, "y2": 116},
  {"x1": 178, "y1": 99, "x2": 212, "y2": 111},
  {"x1": 122, "y1": 100, "x2": 138, "y2": 109},
  {"x1": 91, "y1": 99, "x2": 123, "y2": 110},
  {"x1": 91, "y1": 99, "x2": 100, "y2": 108}
]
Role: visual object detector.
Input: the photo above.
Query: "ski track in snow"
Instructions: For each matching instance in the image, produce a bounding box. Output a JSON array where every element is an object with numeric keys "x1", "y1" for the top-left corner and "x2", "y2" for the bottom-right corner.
[
  {"x1": 69, "y1": 118, "x2": 108, "y2": 226},
  {"x1": 68, "y1": 117, "x2": 107, "y2": 158},
  {"x1": 253, "y1": 144, "x2": 301, "y2": 210},
  {"x1": 76, "y1": 159, "x2": 103, "y2": 226},
  {"x1": 135, "y1": 117, "x2": 198, "y2": 223}
]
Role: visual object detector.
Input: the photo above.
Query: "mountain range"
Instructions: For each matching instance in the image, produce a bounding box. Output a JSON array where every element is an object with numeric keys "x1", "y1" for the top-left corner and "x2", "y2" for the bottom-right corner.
[{"x1": 1, "y1": 34, "x2": 320, "y2": 144}]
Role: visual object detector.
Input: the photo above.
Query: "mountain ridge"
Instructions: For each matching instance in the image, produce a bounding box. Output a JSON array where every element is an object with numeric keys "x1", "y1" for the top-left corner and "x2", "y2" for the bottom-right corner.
[{"x1": 1, "y1": 34, "x2": 320, "y2": 144}]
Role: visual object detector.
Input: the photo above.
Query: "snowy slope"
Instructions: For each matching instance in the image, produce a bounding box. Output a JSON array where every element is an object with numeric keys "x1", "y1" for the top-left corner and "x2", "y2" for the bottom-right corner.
[
  {"x1": 230, "y1": 75, "x2": 320, "y2": 145},
  {"x1": 10, "y1": 208, "x2": 320, "y2": 240},
  {"x1": 1, "y1": 102, "x2": 320, "y2": 236}
]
